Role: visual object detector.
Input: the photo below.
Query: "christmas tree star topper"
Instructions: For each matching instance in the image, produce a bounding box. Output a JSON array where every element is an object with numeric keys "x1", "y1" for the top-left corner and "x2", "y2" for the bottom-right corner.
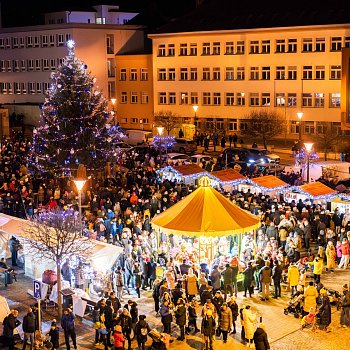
[{"x1": 67, "y1": 39, "x2": 75, "y2": 54}]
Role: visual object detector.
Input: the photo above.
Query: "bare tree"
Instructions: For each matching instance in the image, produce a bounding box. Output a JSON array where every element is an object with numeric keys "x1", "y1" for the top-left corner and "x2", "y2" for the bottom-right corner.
[
  {"x1": 21, "y1": 209, "x2": 93, "y2": 318},
  {"x1": 242, "y1": 109, "x2": 286, "y2": 149},
  {"x1": 154, "y1": 110, "x2": 180, "y2": 135},
  {"x1": 315, "y1": 122, "x2": 342, "y2": 160}
]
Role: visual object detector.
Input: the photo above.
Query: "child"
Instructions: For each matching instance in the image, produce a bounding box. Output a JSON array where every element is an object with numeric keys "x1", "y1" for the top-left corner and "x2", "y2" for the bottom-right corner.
[
  {"x1": 336, "y1": 241, "x2": 342, "y2": 265},
  {"x1": 301, "y1": 307, "x2": 318, "y2": 331},
  {"x1": 113, "y1": 325, "x2": 125, "y2": 350},
  {"x1": 186, "y1": 299, "x2": 200, "y2": 334},
  {"x1": 48, "y1": 319, "x2": 60, "y2": 350}
]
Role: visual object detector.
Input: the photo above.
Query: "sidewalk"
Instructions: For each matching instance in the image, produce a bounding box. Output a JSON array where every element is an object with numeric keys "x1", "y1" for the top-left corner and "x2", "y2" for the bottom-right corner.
[{"x1": 1, "y1": 263, "x2": 349, "y2": 350}]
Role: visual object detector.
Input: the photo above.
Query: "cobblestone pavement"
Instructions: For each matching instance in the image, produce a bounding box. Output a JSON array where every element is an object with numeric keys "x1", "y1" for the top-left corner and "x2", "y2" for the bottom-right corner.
[{"x1": 1, "y1": 266, "x2": 350, "y2": 349}]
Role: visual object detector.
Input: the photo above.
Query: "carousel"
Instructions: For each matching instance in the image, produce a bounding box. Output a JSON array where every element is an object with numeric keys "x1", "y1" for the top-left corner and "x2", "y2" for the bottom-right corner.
[{"x1": 151, "y1": 175, "x2": 261, "y2": 272}]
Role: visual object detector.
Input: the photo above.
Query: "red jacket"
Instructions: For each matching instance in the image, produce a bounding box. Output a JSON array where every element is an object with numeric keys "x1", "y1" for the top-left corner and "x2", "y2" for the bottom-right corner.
[
  {"x1": 114, "y1": 332, "x2": 125, "y2": 348},
  {"x1": 341, "y1": 242, "x2": 350, "y2": 255}
]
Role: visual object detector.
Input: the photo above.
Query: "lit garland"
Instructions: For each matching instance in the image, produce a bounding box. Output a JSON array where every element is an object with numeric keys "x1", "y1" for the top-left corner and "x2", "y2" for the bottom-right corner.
[
  {"x1": 244, "y1": 178, "x2": 290, "y2": 194},
  {"x1": 30, "y1": 40, "x2": 125, "y2": 175},
  {"x1": 152, "y1": 135, "x2": 176, "y2": 150},
  {"x1": 157, "y1": 165, "x2": 208, "y2": 182},
  {"x1": 295, "y1": 148, "x2": 319, "y2": 167},
  {"x1": 281, "y1": 185, "x2": 338, "y2": 201}
]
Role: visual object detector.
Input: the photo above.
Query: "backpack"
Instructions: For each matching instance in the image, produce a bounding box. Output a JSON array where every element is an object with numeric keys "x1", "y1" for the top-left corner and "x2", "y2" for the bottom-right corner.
[{"x1": 140, "y1": 327, "x2": 148, "y2": 336}]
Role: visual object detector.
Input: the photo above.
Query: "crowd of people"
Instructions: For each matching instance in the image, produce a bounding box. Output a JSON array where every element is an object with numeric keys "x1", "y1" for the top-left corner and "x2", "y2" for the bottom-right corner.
[{"x1": 1, "y1": 132, "x2": 350, "y2": 349}]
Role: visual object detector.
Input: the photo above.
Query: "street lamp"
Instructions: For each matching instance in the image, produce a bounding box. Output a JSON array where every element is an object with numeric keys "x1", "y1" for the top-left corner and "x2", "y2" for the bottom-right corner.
[
  {"x1": 297, "y1": 112, "x2": 303, "y2": 143},
  {"x1": 111, "y1": 98, "x2": 117, "y2": 124},
  {"x1": 193, "y1": 105, "x2": 199, "y2": 127},
  {"x1": 157, "y1": 127, "x2": 165, "y2": 163},
  {"x1": 73, "y1": 178, "x2": 87, "y2": 235},
  {"x1": 304, "y1": 142, "x2": 313, "y2": 183}
]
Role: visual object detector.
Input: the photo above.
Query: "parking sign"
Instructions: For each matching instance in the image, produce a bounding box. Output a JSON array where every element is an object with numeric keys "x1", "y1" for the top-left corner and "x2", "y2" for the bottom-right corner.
[{"x1": 33, "y1": 280, "x2": 41, "y2": 299}]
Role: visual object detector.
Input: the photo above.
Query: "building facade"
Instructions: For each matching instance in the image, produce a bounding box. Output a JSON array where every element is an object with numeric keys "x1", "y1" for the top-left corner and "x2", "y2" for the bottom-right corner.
[
  {"x1": 148, "y1": 24, "x2": 350, "y2": 139},
  {"x1": 115, "y1": 54, "x2": 154, "y2": 130},
  {"x1": 0, "y1": 5, "x2": 144, "y2": 124}
]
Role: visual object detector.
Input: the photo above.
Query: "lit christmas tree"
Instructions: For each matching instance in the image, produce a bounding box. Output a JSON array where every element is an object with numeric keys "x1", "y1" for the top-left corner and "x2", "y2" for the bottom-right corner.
[{"x1": 31, "y1": 40, "x2": 124, "y2": 175}]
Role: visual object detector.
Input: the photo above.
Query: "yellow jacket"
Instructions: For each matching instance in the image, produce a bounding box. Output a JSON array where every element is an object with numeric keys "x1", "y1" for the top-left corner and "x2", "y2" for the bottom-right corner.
[
  {"x1": 287, "y1": 265, "x2": 300, "y2": 287},
  {"x1": 308, "y1": 258, "x2": 324, "y2": 275}
]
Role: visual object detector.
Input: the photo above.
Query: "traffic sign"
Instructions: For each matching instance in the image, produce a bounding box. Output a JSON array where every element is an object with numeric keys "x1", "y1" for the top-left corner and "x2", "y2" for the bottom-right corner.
[{"x1": 33, "y1": 280, "x2": 41, "y2": 299}]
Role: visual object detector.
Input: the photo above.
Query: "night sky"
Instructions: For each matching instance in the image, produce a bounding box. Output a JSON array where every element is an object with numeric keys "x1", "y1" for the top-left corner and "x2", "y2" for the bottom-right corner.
[{"x1": 1, "y1": 0, "x2": 197, "y2": 28}]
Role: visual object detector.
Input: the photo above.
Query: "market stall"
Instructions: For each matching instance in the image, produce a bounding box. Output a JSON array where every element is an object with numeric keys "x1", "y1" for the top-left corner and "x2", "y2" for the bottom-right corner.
[
  {"x1": 157, "y1": 164, "x2": 208, "y2": 185},
  {"x1": 284, "y1": 181, "x2": 338, "y2": 204},
  {"x1": 0, "y1": 213, "x2": 123, "y2": 304},
  {"x1": 151, "y1": 175, "x2": 260, "y2": 278},
  {"x1": 210, "y1": 168, "x2": 246, "y2": 191},
  {"x1": 238, "y1": 175, "x2": 289, "y2": 197},
  {"x1": 330, "y1": 197, "x2": 350, "y2": 213}
]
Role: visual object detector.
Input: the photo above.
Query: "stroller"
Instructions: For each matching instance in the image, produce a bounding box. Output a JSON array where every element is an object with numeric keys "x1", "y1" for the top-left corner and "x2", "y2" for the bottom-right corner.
[
  {"x1": 327, "y1": 288, "x2": 342, "y2": 310},
  {"x1": 284, "y1": 291, "x2": 304, "y2": 318},
  {"x1": 148, "y1": 329, "x2": 168, "y2": 350}
]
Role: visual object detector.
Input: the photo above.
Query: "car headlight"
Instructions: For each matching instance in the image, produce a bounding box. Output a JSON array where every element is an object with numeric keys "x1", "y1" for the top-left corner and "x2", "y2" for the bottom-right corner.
[
  {"x1": 249, "y1": 159, "x2": 255, "y2": 163},
  {"x1": 260, "y1": 158, "x2": 264, "y2": 163}
]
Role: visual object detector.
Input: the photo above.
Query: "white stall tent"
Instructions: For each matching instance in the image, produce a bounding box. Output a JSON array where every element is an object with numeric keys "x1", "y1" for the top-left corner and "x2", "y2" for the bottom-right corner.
[{"x1": 0, "y1": 213, "x2": 124, "y2": 278}]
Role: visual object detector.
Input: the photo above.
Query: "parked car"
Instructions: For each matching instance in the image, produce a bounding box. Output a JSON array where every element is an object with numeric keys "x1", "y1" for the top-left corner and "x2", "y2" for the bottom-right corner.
[
  {"x1": 190, "y1": 154, "x2": 214, "y2": 166},
  {"x1": 246, "y1": 147, "x2": 281, "y2": 163},
  {"x1": 171, "y1": 138, "x2": 197, "y2": 154},
  {"x1": 167, "y1": 153, "x2": 192, "y2": 166},
  {"x1": 220, "y1": 147, "x2": 270, "y2": 165},
  {"x1": 115, "y1": 141, "x2": 133, "y2": 150}
]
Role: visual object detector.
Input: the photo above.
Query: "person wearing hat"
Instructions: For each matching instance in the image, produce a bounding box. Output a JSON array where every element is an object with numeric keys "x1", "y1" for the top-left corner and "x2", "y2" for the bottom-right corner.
[
  {"x1": 113, "y1": 325, "x2": 125, "y2": 350},
  {"x1": 61, "y1": 308, "x2": 77, "y2": 350},
  {"x1": 201, "y1": 309, "x2": 216, "y2": 350},
  {"x1": 340, "y1": 284, "x2": 350, "y2": 327},
  {"x1": 253, "y1": 322, "x2": 270, "y2": 350},
  {"x1": 318, "y1": 289, "x2": 331, "y2": 332}
]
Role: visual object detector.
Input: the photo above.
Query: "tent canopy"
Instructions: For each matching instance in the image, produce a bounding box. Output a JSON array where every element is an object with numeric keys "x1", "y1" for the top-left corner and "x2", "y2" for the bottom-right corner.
[
  {"x1": 298, "y1": 181, "x2": 337, "y2": 198},
  {"x1": 0, "y1": 213, "x2": 122, "y2": 273},
  {"x1": 210, "y1": 169, "x2": 245, "y2": 183},
  {"x1": 151, "y1": 176, "x2": 260, "y2": 237},
  {"x1": 249, "y1": 175, "x2": 288, "y2": 190}
]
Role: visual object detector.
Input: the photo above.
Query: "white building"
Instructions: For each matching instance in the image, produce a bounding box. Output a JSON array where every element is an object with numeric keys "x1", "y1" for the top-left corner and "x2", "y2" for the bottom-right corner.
[{"x1": 0, "y1": 5, "x2": 144, "y2": 124}]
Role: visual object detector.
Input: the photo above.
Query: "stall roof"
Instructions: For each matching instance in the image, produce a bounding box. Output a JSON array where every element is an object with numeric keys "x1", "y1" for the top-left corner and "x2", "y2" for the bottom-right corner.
[
  {"x1": 151, "y1": 175, "x2": 260, "y2": 237},
  {"x1": 249, "y1": 175, "x2": 288, "y2": 189},
  {"x1": 298, "y1": 181, "x2": 337, "y2": 197},
  {"x1": 210, "y1": 169, "x2": 245, "y2": 182},
  {"x1": 173, "y1": 164, "x2": 208, "y2": 176}
]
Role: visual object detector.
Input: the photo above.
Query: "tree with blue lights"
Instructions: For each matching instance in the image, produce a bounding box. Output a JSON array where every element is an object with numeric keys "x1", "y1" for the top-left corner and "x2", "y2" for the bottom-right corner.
[{"x1": 32, "y1": 40, "x2": 124, "y2": 175}]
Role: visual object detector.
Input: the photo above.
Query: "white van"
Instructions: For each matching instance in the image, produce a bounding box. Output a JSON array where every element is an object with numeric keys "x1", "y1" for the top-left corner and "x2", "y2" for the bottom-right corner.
[{"x1": 122, "y1": 130, "x2": 154, "y2": 146}]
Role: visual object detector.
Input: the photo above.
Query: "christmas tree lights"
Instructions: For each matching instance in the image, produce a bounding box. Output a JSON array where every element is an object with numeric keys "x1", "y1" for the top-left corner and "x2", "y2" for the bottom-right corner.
[{"x1": 31, "y1": 40, "x2": 125, "y2": 175}]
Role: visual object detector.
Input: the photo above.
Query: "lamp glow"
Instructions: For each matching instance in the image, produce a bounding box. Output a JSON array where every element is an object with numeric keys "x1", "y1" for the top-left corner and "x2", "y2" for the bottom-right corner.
[
  {"x1": 157, "y1": 127, "x2": 164, "y2": 136},
  {"x1": 193, "y1": 105, "x2": 199, "y2": 113},
  {"x1": 304, "y1": 142, "x2": 313, "y2": 153},
  {"x1": 111, "y1": 98, "x2": 116, "y2": 105},
  {"x1": 297, "y1": 112, "x2": 303, "y2": 120},
  {"x1": 73, "y1": 179, "x2": 86, "y2": 192}
]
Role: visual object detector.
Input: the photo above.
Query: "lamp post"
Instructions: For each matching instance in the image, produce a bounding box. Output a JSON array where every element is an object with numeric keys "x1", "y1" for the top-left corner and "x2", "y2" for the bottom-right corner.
[
  {"x1": 297, "y1": 111, "x2": 303, "y2": 144},
  {"x1": 73, "y1": 178, "x2": 87, "y2": 235},
  {"x1": 157, "y1": 126, "x2": 165, "y2": 163},
  {"x1": 304, "y1": 142, "x2": 313, "y2": 183},
  {"x1": 193, "y1": 105, "x2": 199, "y2": 127},
  {"x1": 111, "y1": 98, "x2": 117, "y2": 124}
]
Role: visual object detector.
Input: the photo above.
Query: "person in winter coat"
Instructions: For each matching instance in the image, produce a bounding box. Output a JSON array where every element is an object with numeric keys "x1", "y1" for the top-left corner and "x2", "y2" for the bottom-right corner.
[
  {"x1": 253, "y1": 323, "x2": 270, "y2": 350},
  {"x1": 48, "y1": 320, "x2": 60, "y2": 350},
  {"x1": 227, "y1": 296, "x2": 239, "y2": 334},
  {"x1": 165, "y1": 266, "x2": 176, "y2": 291},
  {"x1": 22, "y1": 308, "x2": 36, "y2": 350},
  {"x1": 174, "y1": 298, "x2": 187, "y2": 341},
  {"x1": 243, "y1": 262, "x2": 254, "y2": 297},
  {"x1": 113, "y1": 325, "x2": 125, "y2": 350},
  {"x1": 134, "y1": 315, "x2": 150, "y2": 350},
  {"x1": 133, "y1": 263, "x2": 142, "y2": 298},
  {"x1": 219, "y1": 303, "x2": 232, "y2": 343},
  {"x1": 318, "y1": 289, "x2": 331, "y2": 332},
  {"x1": 117, "y1": 308, "x2": 133, "y2": 350},
  {"x1": 210, "y1": 265, "x2": 221, "y2": 292},
  {"x1": 338, "y1": 237, "x2": 350, "y2": 269},
  {"x1": 61, "y1": 308, "x2": 77, "y2": 350},
  {"x1": 307, "y1": 255, "x2": 323, "y2": 284},
  {"x1": 272, "y1": 260, "x2": 282, "y2": 299},
  {"x1": 303, "y1": 281, "x2": 319, "y2": 316},
  {"x1": 159, "y1": 300, "x2": 173, "y2": 335},
  {"x1": 287, "y1": 263, "x2": 300, "y2": 296},
  {"x1": 325, "y1": 241, "x2": 337, "y2": 272},
  {"x1": 185, "y1": 268, "x2": 199, "y2": 300},
  {"x1": 201, "y1": 309, "x2": 216, "y2": 350},
  {"x1": 186, "y1": 299, "x2": 200, "y2": 334},
  {"x1": 242, "y1": 305, "x2": 257, "y2": 348},
  {"x1": 259, "y1": 261, "x2": 272, "y2": 301}
]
